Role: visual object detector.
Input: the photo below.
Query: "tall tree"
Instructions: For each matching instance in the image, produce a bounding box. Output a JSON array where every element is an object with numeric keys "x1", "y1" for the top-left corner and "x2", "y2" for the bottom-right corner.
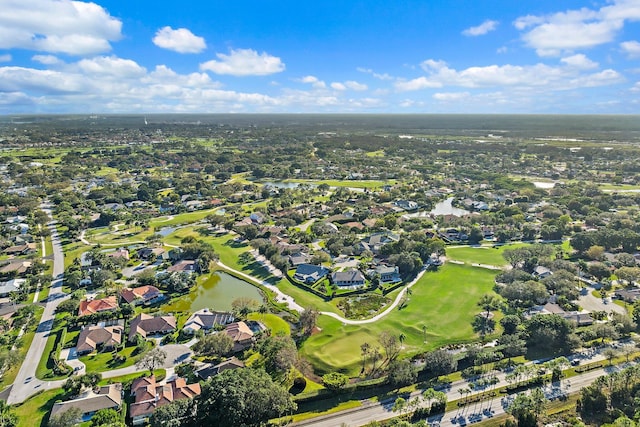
[
  {"x1": 135, "y1": 347, "x2": 167, "y2": 373},
  {"x1": 191, "y1": 368, "x2": 296, "y2": 426}
]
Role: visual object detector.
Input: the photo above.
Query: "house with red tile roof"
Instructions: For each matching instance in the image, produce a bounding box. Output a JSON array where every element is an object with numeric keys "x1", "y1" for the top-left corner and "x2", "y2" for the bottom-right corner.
[
  {"x1": 78, "y1": 296, "x2": 118, "y2": 317},
  {"x1": 120, "y1": 285, "x2": 165, "y2": 306},
  {"x1": 129, "y1": 376, "x2": 201, "y2": 425}
]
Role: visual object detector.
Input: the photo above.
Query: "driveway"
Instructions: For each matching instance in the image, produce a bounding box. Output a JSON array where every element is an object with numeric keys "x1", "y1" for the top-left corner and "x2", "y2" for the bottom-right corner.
[
  {"x1": 578, "y1": 291, "x2": 626, "y2": 314},
  {"x1": 60, "y1": 347, "x2": 85, "y2": 375}
]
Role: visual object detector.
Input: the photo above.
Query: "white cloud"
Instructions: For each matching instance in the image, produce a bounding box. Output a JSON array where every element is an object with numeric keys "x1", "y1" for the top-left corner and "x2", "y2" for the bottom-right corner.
[
  {"x1": 32, "y1": 54, "x2": 62, "y2": 65},
  {"x1": 621, "y1": 40, "x2": 640, "y2": 58},
  {"x1": 433, "y1": 92, "x2": 471, "y2": 101},
  {"x1": 200, "y1": 48, "x2": 285, "y2": 76},
  {"x1": 0, "y1": 66, "x2": 87, "y2": 93},
  {"x1": 0, "y1": 0, "x2": 122, "y2": 55},
  {"x1": 331, "y1": 80, "x2": 368, "y2": 91},
  {"x1": 462, "y1": 20, "x2": 499, "y2": 36},
  {"x1": 396, "y1": 58, "x2": 624, "y2": 92},
  {"x1": 561, "y1": 54, "x2": 598, "y2": 69},
  {"x1": 0, "y1": 54, "x2": 11, "y2": 62},
  {"x1": 152, "y1": 26, "x2": 206, "y2": 54},
  {"x1": 77, "y1": 56, "x2": 146, "y2": 78},
  {"x1": 514, "y1": 1, "x2": 640, "y2": 56},
  {"x1": 395, "y1": 77, "x2": 443, "y2": 91},
  {"x1": 496, "y1": 46, "x2": 508, "y2": 54},
  {"x1": 357, "y1": 67, "x2": 393, "y2": 80},
  {"x1": 299, "y1": 75, "x2": 326, "y2": 88},
  {"x1": 631, "y1": 81, "x2": 640, "y2": 92}
]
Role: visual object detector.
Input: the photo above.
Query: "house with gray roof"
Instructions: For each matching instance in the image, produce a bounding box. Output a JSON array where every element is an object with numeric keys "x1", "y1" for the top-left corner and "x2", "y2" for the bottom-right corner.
[
  {"x1": 293, "y1": 263, "x2": 329, "y2": 285},
  {"x1": 50, "y1": 383, "x2": 122, "y2": 423},
  {"x1": 331, "y1": 269, "x2": 366, "y2": 289}
]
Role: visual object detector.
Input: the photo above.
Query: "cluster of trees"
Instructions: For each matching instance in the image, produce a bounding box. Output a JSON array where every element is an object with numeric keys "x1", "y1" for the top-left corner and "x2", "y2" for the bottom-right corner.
[
  {"x1": 149, "y1": 368, "x2": 296, "y2": 427},
  {"x1": 579, "y1": 365, "x2": 640, "y2": 424}
]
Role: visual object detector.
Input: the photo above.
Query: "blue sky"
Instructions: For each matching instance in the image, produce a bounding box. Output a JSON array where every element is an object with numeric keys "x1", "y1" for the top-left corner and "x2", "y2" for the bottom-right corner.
[{"x1": 0, "y1": 0, "x2": 639, "y2": 114}]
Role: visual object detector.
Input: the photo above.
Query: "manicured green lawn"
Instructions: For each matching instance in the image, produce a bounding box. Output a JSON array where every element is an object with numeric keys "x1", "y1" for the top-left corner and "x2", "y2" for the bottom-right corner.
[
  {"x1": 13, "y1": 388, "x2": 65, "y2": 427},
  {"x1": 98, "y1": 368, "x2": 166, "y2": 386},
  {"x1": 247, "y1": 312, "x2": 290, "y2": 336},
  {"x1": 287, "y1": 178, "x2": 397, "y2": 189},
  {"x1": 446, "y1": 243, "x2": 528, "y2": 266},
  {"x1": 80, "y1": 346, "x2": 140, "y2": 373},
  {"x1": 300, "y1": 263, "x2": 500, "y2": 376}
]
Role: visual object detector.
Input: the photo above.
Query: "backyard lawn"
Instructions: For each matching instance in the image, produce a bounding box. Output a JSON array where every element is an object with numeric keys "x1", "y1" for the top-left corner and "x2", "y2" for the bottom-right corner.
[
  {"x1": 300, "y1": 263, "x2": 500, "y2": 376},
  {"x1": 79, "y1": 345, "x2": 140, "y2": 373},
  {"x1": 13, "y1": 388, "x2": 65, "y2": 427},
  {"x1": 446, "y1": 243, "x2": 528, "y2": 266}
]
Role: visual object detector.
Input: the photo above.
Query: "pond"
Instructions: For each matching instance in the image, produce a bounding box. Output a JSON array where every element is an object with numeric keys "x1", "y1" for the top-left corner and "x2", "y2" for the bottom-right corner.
[
  {"x1": 164, "y1": 271, "x2": 263, "y2": 313},
  {"x1": 156, "y1": 226, "x2": 178, "y2": 237},
  {"x1": 430, "y1": 197, "x2": 470, "y2": 217}
]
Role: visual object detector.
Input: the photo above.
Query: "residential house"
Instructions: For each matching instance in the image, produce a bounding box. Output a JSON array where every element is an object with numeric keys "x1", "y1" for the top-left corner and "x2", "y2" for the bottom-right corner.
[
  {"x1": 129, "y1": 376, "x2": 201, "y2": 426},
  {"x1": 107, "y1": 248, "x2": 130, "y2": 260},
  {"x1": 167, "y1": 260, "x2": 197, "y2": 274},
  {"x1": 0, "y1": 278, "x2": 24, "y2": 297},
  {"x1": 120, "y1": 285, "x2": 165, "y2": 306},
  {"x1": 358, "y1": 232, "x2": 400, "y2": 254},
  {"x1": 137, "y1": 247, "x2": 165, "y2": 260},
  {"x1": 331, "y1": 270, "x2": 366, "y2": 288},
  {"x1": 183, "y1": 308, "x2": 234, "y2": 334},
  {"x1": 615, "y1": 288, "x2": 640, "y2": 302},
  {"x1": 532, "y1": 265, "x2": 553, "y2": 279},
  {"x1": 0, "y1": 260, "x2": 31, "y2": 275},
  {"x1": 375, "y1": 265, "x2": 401, "y2": 283},
  {"x1": 78, "y1": 296, "x2": 118, "y2": 317},
  {"x1": 3, "y1": 242, "x2": 37, "y2": 255},
  {"x1": 288, "y1": 252, "x2": 311, "y2": 267},
  {"x1": 394, "y1": 200, "x2": 419, "y2": 211},
  {"x1": 196, "y1": 357, "x2": 245, "y2": 380},
  {"x1": 128, "y1": 313, "x2": 176, "y2": 342},
  {"x1": 76, "y1": 325, "x2": 123, "y2": 355},
  {"x1": 293, "y1": 263, "x2": 329, "y2": 285},
  {"x1": 224, "y1": 321, "x2": 256, "y2": 352},
  {"x1": 50, "y1": 383, "x2": 122, "y2": 423}
]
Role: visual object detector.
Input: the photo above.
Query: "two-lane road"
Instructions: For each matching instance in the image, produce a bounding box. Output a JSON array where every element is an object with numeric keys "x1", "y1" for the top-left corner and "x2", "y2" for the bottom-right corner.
[{"x1": 7, "y1": 205, "x2": 69, "y2": 405}]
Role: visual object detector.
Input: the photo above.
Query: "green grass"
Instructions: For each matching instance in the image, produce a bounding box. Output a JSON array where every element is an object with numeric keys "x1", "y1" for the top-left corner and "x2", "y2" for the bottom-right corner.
[
  {"x1": 247, "y1": 312, "x2": 290, "y2": 335},
  {"x1": 35, "y1": 323, "x2": 69, "y2": 381},
  {"x1": 300, "y1": 263, "x2": 500, "y2": 376},
  {"x1": 0, "y1": 319, "x2": 40, "y2": 391},
  {"x1": 287, "y1": 178, "x2": 397, "y2": 189},
  {"x1": 79, "y1": 346, "x2": 140, "y2": 373},
  {"x1": 13, "y1": 388, "x2": 65, "y2": 427},
  {"x1": 98, "y1": 368, "x2": 166, "y2": 386},
  {"x1": 446, "y1": 243, "x2": 527, "y2": 266}
]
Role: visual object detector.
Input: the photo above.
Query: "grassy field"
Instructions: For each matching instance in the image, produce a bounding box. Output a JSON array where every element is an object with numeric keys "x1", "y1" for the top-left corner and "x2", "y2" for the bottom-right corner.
[
  {"x1": 13, "y1": 388, "x2": 65, "y2": 427},
  {"x1": 446, "y1": 243, "x2": 528, "y2": 266},
  {"x1": 79, "y1": 346, "x2": 140, "y2": 372},
  {"x1": 286, "y1": 178, "x2": 397, "y2": 189},
  {"x1": 300, "y1": 263, "x2": 499, "y2": 376},
  {"x1": 247, "y1": 312, "x2": 291, "y2": 335}
]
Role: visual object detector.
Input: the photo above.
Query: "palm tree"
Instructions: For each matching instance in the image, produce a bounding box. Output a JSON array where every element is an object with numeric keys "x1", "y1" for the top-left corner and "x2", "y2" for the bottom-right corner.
[
  {"x1": 398, "y1": 333, "x2": 406, "y2": 349},
  {"x1": 360, "y1": 342, "x2": 370, "y2": 374},
  {"x1": 258, "y1": 305, "x2": 268, "y2": 321},
  {"x1": 421, "y1": 324, "x2": 428, "y2": 343}
]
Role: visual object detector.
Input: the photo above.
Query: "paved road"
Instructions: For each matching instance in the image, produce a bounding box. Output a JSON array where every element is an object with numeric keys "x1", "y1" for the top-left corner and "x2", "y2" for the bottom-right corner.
[
  {"x1": 7, "y1": 205, "x2": 70, "y2": 404},
  {"x1": 293, "y1": 359, "x2": 624, "y2": 427}
]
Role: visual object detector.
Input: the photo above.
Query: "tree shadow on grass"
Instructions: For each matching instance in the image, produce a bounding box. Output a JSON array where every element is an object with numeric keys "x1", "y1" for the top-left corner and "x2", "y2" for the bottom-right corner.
[{"x1": 241, "y1": 261, "x2": 273, "y2": 281}]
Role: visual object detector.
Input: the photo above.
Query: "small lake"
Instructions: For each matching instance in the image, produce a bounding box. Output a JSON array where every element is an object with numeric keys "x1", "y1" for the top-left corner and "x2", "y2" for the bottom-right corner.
[
  {"x1": 156, "y1": 226, "x2": 178, "y2": 237},
  {"x1": 430, "y1": 197, "x2": 470, "y2": 217},
  {"x1": 262, "y1": 181, "x2": 312, "y2": 189},
  {"x1": 533, "y1": 181, "x2": 557, "y2": 189},
  {"x1": 164, "y1": 271, "x2": 263, "y2": 313}
]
